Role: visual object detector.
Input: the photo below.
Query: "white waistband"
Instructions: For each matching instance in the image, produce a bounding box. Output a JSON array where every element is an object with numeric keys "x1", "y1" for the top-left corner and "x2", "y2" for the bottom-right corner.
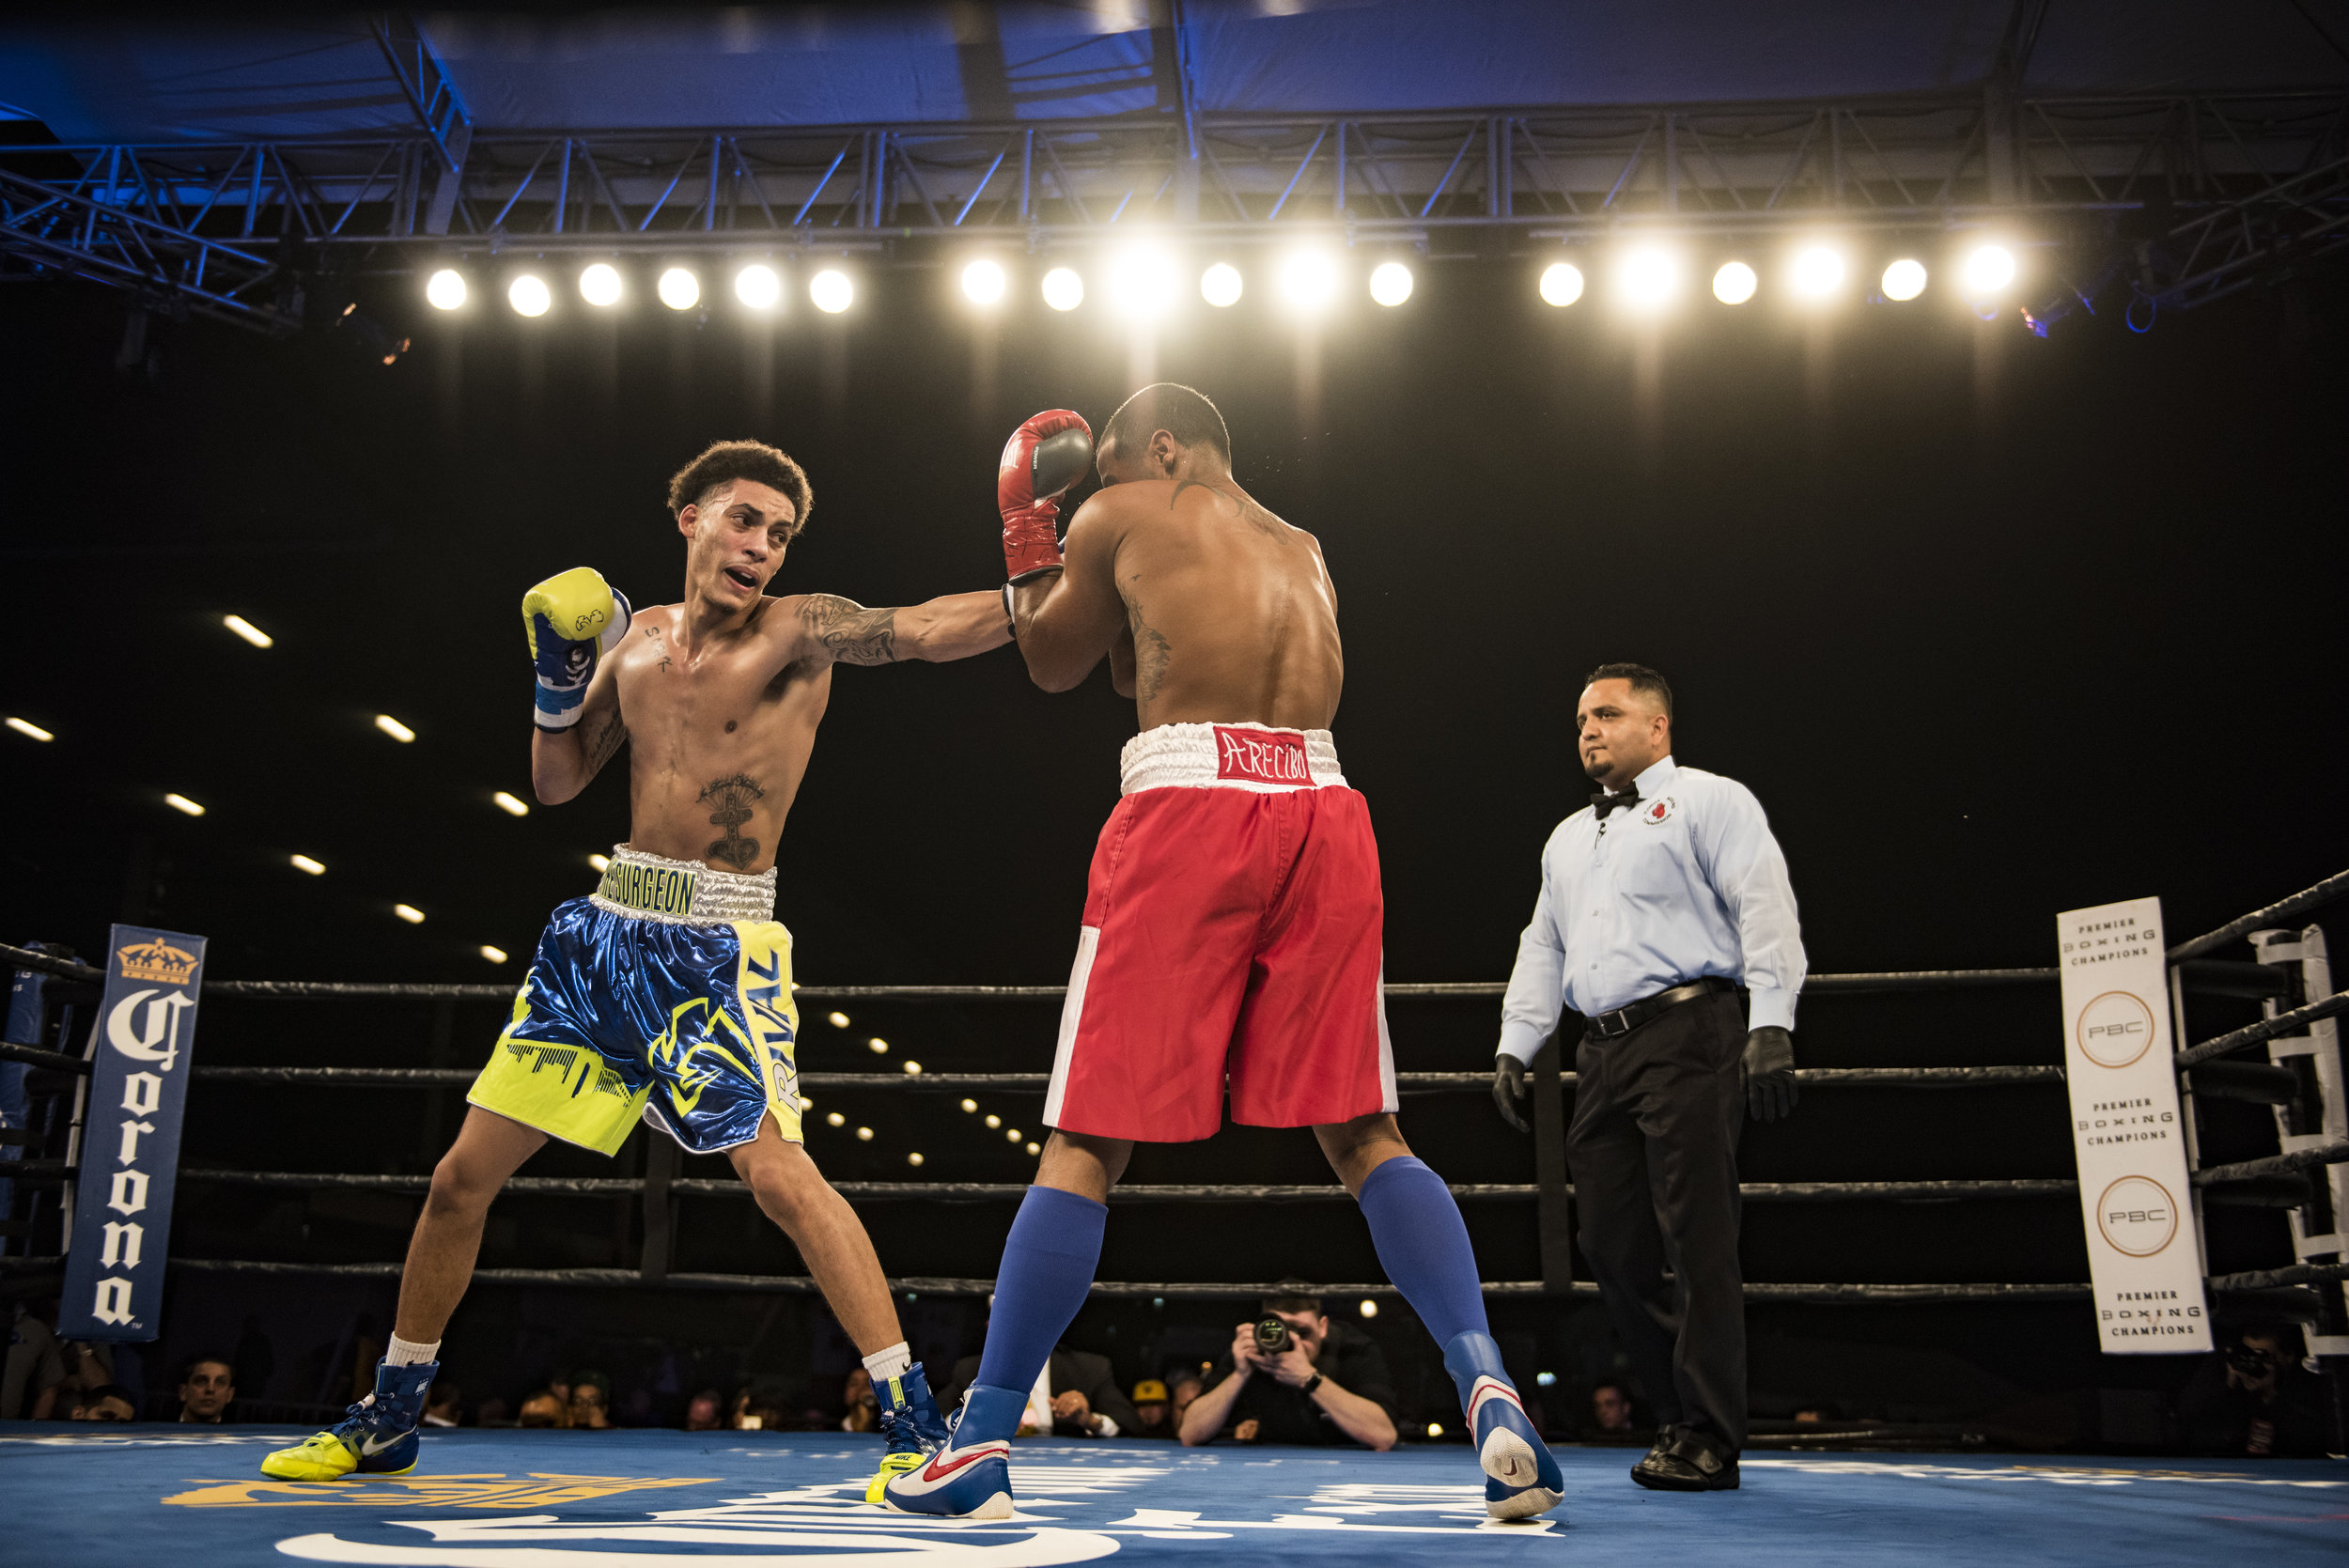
[
  {"x1": 590, "y1": 844, "x2": 777, "y2": 924},
  {"x1": 1118, "y1": 722, "x2": 1346, "y2": 795}
]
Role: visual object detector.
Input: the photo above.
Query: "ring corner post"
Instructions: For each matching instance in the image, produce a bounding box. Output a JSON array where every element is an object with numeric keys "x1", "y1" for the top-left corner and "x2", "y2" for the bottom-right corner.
[
  {"x1": 639, "y1": 1133, "x2": 678, "y2": 1283},
  {"x1": 1532, "y1": 1034, "x2": 1573, "y2": 1295}
]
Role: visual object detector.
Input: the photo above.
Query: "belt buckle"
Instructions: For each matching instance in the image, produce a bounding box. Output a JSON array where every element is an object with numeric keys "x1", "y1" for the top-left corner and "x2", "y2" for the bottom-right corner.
[{"x1": 1599, "y1": 1006, "x2": 1632, "y2": 1037}]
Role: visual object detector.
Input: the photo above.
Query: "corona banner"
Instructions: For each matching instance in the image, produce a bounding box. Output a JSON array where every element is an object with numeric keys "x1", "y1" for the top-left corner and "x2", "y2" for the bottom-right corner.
[
  {"x1": 2057, "y1": 897, "x2": 2210, "y2": 1352},
  {"x1": 59, "y1": 924, "x2": 207, "y2": 1342}
]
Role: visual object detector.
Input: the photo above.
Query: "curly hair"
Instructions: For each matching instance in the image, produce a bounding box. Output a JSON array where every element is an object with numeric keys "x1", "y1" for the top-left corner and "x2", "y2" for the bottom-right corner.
[{"x1": 665, "y1": 440, "x2": 813, "y2": 537}]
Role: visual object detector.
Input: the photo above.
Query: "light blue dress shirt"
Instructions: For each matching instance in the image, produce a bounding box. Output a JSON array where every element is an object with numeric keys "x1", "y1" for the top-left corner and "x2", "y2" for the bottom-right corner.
[{"x1": 1498, "y1": 755, "x2": 1806, "y2": 1063}]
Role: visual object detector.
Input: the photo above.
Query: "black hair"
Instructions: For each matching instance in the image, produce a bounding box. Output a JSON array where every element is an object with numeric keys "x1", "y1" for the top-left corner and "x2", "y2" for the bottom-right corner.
[
  {"x1": 1585, "y1": 661, "x2": 1674, "y2": 720},
  {"x1": 1101, "y1": 382, "x2": 1233, "y2": 466},
  {"x1": 665, "y1": 440, "x2": 814, "y2": 536}
]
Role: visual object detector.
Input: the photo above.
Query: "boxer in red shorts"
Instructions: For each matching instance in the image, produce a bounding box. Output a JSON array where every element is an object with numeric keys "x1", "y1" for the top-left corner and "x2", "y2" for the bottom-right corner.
[{"x1": 884, "y1": 385, "x2": 1561, "y2": 1521}]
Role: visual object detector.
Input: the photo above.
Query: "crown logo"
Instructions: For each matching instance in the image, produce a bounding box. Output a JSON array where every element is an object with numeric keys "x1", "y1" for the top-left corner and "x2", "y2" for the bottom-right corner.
[{"x1": 117, "y1": 939, "x2": 199, "y2": 986}]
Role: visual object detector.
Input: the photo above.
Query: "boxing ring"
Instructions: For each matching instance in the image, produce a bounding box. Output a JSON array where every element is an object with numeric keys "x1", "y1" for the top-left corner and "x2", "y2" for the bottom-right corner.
[{"x1": 3, "y1": 873, "x2": 2347, "y2": 1565}]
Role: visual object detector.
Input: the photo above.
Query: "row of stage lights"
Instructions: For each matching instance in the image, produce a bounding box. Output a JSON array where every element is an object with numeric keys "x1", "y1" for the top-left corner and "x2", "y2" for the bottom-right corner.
[{"x1": 422, "y1": 241, "x2": 2021, "y2": 322}]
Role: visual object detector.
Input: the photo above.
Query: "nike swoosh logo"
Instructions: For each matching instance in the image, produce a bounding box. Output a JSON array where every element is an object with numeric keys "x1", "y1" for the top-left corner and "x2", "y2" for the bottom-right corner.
[
  {"x1": 920, "y1": 1446, "x2": 998, "y2": 1483},
  {"x1": 357, "y1": 1430, "x2": 408, "y2": 1456}
]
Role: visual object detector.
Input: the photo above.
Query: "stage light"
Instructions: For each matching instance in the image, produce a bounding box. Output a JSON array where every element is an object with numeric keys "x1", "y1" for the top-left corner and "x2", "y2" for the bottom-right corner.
[
  {"x1": 579, "y1": 263, "x2": 622, "y2": 307},
  {"x1": 589, "y1": 853, "x2": 611, "y2": 872},
  {"x1": 1025, "y1": 1141, "x2": 1040, "y2": 1156},
  {"x1": 826, "y1": 1111, "x2": 846, "y2": 1127},
  {"x1": 1712, "y1": 261, "x2": 1757, "y2": 304},
  {"x1": 800, "y1": 1094, "x2": 815, "y2": 1109},
  {"x1": 492, "y1": 791, "x2": 530, "y2": 816},
  {"x1": 1426, "y1": 1422, "x2": 1444, "y2": 1438},
  {"x1": 164, "y1": 793, "x2": 205, "y2": 817},
  {"x1": 829, "y1": 1011, "x2": 851, "y2": 1028},
  {"x1": 961, "y1": 1098, "x2": 978, "y2": 1112},
  {"x1": 7, "y1": 717, "x2": 54, "y2": 742},
  {"x1": 290, "y1": 854, "x2": 325, "y2": 876},
  {"x1": 810, "y1": 269, "x2": 853, "y2": 314},
  {"x1": 986, "y1": 1114, "x2": 1002, "y2": 1128},
  {"x1": 223, "y1": 614, "x2": 272, "y2": 647},
  {"x1": 1369, "y1": 261, "x2": 1413, "y2": 306},
  {"x1": 961, "y1": 258, "x2": 1006, "y2": 304},
  {"x1": 1278, "y1": 251, "x2": 1340, "y2": 313},
  {"x1": 908, "y1": 1152, "x2": 926, "y2": 1167},
  {"x1": 1042, "y1": 267, "x2": 1085, "y2": 311},
  {"x1": 1881, "y1": 258, "x2": 1928, "y2": 301},
  {"x1": 735, "y1": 263, "x2": 782, "y2": 309},
  {"x1": 867, "y1": 1036, "x2": 888, "y2": 1054},
  {"x1": 1005, "y1": 1128, "x2": 1021, "y2": 1142},
  {"x1": 479, "y1": 945, "x2": 508, "y2": 964},
  {"x1": 1106, "y1": 248, "x2": 1180, "y2": 318},
  {"x1": 507, "y1": 275, "x2": 552, "y2": 318},
  {"x1": 425, "y1": 269, "x2": 466, "y2": 310},
  {"x1": 1359, "y1": 1299, "x2": 1378, "y2": 1318},
  {"x1": 1535, "y1": 1371, "x2": 1558, "y2": 1387},
  {"x1": 1616, "y1": 246, "x2": 1679, "y2": 310},
  {"x1": 1200, "y1": 261, "x2": 1243, "y2": 307},
  {"x1": 1963, "y1": 243, "x2": 2016, "y2": 295},
  {"x1": 1790, "y1": 245, "x2": 1845, "y2": 301},
  {"x1": 658, "y1": 267, "x2": 699, "y2": 310},
  {"x1": 393, "y1": 903, "x2": 425, "y2": 924},
  {"x1": 374, "y1": 714, "x2": 415, "y2": 743},
  {"x1": 1538, "y1": 261, "x2": 1584, "y2": 307},
  {"x1": 902, "y1": 1061, "x2": 922, "y2": 1076},
  {"x1": 856, "y1": 1126, "x2": 875, "y2": 1141}
]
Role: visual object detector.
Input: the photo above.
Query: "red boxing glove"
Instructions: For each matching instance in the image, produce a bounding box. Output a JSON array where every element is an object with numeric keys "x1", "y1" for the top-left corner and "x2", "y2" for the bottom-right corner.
[{"x1": 998, "y1": 409, "x2": 1094, "y2": 585}]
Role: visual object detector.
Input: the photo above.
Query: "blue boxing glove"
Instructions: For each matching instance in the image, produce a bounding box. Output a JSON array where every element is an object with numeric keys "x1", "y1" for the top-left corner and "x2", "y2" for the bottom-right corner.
[{"x1": 521, "y1": 567, "x2": 632, "y2": 730}]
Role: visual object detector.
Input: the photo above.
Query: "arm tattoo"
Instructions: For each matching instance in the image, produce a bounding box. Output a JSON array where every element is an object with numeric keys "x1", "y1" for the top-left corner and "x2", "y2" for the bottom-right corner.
[
  {"x1": 582, "y1": 707, "x2": 628, "y2": 772},
  {"x1": 1128, "y1": 607, "x2": 1173, "y2": 705},
  {"x1": 697, "y1": 772, "x2": 767, "y2": 870},
  {"x1": 797, "y1": 594, "x2": 899, "y2": 666}
]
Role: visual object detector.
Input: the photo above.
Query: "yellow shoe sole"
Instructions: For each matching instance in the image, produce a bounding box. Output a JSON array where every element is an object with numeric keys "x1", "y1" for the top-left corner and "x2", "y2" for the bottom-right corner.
[{"x1": 864, "y1": 1451, "x2": 925, "y2": 1506}]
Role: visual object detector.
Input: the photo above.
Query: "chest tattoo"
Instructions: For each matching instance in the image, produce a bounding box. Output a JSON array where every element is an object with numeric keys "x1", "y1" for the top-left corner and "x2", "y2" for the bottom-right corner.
[{"x1": 697, "y1": 772, "x2": 767, "y2": 870}]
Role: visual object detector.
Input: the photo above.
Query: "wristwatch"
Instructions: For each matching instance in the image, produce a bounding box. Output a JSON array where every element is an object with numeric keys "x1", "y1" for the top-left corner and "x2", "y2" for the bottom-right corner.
[{"x1": 1300, "y1": 1374, "x2": 1325, "y2": 1397}]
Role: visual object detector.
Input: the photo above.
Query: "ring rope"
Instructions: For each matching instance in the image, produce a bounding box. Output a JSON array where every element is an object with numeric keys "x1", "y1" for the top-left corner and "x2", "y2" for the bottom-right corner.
[
  {"x1": 2172, "y1": 989, "x2": 2349, "y2": 1069},
  {"x1": 2187, "y1": 1138, "x2": 2349, "y2": 1186},
  {"x1": 168, "y1": 1170, "x2": 2088, "y2": 1203},
  {"x1": 2166, "y1": 868, "x2": 2349, "y2": 961},
  {"x1": 179, "y1": 1064, "x2": 2070, "y2": 1089}
]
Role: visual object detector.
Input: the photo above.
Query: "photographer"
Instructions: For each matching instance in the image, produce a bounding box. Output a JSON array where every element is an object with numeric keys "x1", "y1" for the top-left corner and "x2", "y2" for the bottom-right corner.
[
  {"x1": 2179, "y1": 1327, "x2": 2328, "y2": 1457},
  {"x1": 1179, "y1": 1288, "x2": 1397, "y2": 1451}
]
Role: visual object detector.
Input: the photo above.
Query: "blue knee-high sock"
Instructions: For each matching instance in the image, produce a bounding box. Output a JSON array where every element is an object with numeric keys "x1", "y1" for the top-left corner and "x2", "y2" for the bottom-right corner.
[
  {"x1": 968, "y1": 1185, "x2": 1108, "y2": 1433},
  {"x1": 1358, "y1": 1156, "x2": 1490, "y2": 1350}
]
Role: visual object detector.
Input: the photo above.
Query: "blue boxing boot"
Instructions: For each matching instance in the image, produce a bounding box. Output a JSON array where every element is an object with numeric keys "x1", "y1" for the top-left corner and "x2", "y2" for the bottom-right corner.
[
  {"x1": 260, "y1": 1358, "x2": 436, "y2": 1482},
  {"x1": 879, "y1": 1383, "x2": 1027, "y2": 1520},
  {"x1": 864, "y1": 1360, "x2": 953, "y2": 1504},
  {"x1": 1444, "y1": 1331, "x2": 1563, "y2": 1520}
]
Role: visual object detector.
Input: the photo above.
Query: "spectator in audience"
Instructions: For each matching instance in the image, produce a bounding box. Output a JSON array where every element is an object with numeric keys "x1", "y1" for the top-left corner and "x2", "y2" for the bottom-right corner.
[
  {"x1": 423, "y1": 1381, "x2": 462, "y2": 1428},
  {"x1": 2180, "y1": 1327, "x2": 2328, "y2": 1457},
  {"x1": 71, "y1": 1385, "x2": 137, "y2": 1422},
  {"x1": 1180, "y1": 1288, "x2": 1398, "y2": 1451},
  {"x1": 841, "y1": 1367, "x2": 880, "y2": 1433},
  {"x1": 518, "y1": 1389, "x2": 569, "y2": 1428},
  {"x1": 1590, "y1": 1382, "x2": 1636, "y2": 1436},
  {"x1": 569, "y1": 1370, "x2": 614, "y2": 1430},
  {"x1": 684, "y1": 1389, "x2": 725, "y2": 1431},
  {"x1": 178, "y1": 1355, "x2": 234, "y2": 1423},
  {"x1": 1168, "y1": 1373, "x2": 1204, "y2": 1434},
  {"x1": 732, "y1": 1375, "x2": 792, "y2": 1431},
  {"x1": 941, "y1": 1336, "x2": 1142, "y2": 1438},
  {"x1": 475, "y1": 1395, "x2": 512, "y2": 1427},
  {"x1": 6, "y1": 1297, "x2": 66, "y2": 1420},
  {"x1": 1128, "y1": 1380, "x2": 1173, "y2": 1438}
]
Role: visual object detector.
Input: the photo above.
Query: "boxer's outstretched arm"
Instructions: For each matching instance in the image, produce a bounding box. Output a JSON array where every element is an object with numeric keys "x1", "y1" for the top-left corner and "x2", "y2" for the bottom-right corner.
[
  {"x1": 1008, "y1": 496, "x2": 1127, "y2": 692},
  {"x1": 795, "y1": 591, "x2": 1011, "y2": 667},
  {"x1": 533, "y1": 660, "x2": 626, "y2": 805}
]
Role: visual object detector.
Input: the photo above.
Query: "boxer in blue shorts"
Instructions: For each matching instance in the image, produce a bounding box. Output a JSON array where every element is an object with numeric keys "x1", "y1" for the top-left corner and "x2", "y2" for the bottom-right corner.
[{"x1": 264, "y1": 440, "x2": 1010, "y2": 1498}]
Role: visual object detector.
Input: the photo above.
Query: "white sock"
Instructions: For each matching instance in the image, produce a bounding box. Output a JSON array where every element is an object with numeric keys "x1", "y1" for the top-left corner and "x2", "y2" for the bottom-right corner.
[
  {"x1": 386, "y1": 1334, "x2": 441, "y2": 1367},
  {"x1": 862, "y1": 1343, "x2": 913, "y2": 1384}
]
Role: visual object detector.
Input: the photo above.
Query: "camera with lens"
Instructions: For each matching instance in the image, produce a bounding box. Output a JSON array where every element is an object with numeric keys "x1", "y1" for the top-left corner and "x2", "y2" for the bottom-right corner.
[
  {"x1": 2225, "y1": 1343, "x2": 2274, "y2": 1377},
  {"x1": 1252, "y1": 1316, "x2": 1292, "y2": 1357}
]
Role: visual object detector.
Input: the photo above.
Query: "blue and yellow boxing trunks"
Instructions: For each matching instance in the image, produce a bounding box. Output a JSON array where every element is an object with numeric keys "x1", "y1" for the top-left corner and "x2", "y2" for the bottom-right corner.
[{"x1": 468, "y1": 845, "x2": 801, "y2": 1156}]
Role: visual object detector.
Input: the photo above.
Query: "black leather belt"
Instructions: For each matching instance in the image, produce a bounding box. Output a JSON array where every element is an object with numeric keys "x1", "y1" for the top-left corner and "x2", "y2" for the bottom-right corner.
[{"x1": 1584, "y1": 975, "x2": 1738, "y2": 1040}]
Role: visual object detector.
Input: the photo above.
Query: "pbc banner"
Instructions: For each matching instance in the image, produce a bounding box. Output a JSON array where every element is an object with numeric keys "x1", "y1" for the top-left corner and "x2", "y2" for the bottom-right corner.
[
  {"x1": 59, "y1": 924, "x2": 207, "y2": 1343},
  {"x1": 2057, "y1": 897, "x2": 2211, "y2": 1353}
]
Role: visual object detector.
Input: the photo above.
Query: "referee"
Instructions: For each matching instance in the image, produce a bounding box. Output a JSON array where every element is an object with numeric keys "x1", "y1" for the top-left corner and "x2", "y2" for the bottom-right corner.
[{"x1": 1491, "y1": 662, "x2": 1805, "y2": 1492}]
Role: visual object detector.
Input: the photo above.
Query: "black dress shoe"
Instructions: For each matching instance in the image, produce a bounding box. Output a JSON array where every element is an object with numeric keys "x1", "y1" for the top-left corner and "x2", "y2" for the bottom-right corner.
[{"x1": 1629, "y1": 1429, "x2": 1739, "y2": 1491}]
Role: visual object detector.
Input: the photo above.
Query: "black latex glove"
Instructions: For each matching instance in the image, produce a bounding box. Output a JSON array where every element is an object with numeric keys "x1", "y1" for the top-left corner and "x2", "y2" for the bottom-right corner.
[
  {"x1": 1492, "y1": 1053, "x2": 1531, "y2": 1132},
  {"x1": 1741, "y1": 1026, "x2": 1799, "y2": 1122}
]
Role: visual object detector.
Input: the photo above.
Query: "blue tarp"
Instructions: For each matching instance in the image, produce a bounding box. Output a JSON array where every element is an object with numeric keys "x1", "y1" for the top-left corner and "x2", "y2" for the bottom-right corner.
[{"x1": 0, "y1": 2, "x2": 2342, "y2": 144}]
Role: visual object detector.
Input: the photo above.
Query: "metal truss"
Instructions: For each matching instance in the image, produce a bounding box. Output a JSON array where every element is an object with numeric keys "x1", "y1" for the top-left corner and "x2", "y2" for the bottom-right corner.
[{"x1": 3, "y1": 88, "x2": 2342, "y2": 330}]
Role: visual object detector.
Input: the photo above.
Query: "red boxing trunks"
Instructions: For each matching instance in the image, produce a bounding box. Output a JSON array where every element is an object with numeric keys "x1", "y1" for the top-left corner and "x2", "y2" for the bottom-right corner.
[{"x1": 1043, "y1": 722, "x2": 1398, "y2": 1142}]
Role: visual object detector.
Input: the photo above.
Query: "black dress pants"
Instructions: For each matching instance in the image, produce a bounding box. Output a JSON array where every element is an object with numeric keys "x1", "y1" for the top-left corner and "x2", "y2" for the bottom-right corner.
[{"x1": 1566, "y1": 988, "x2": 1747, "y2": 1450}]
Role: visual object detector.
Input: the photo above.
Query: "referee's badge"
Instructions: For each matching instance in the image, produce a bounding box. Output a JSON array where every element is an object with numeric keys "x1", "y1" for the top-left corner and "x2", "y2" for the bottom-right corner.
[{"x1": 1641, "y1": 797, "x2": 1676, "y2": 825}]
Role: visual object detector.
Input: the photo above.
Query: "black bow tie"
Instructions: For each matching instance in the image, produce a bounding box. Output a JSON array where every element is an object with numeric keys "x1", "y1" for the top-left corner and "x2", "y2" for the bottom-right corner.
[{"x1": 1592, "y1": 787, "x2": 1641, "y2": 818}]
